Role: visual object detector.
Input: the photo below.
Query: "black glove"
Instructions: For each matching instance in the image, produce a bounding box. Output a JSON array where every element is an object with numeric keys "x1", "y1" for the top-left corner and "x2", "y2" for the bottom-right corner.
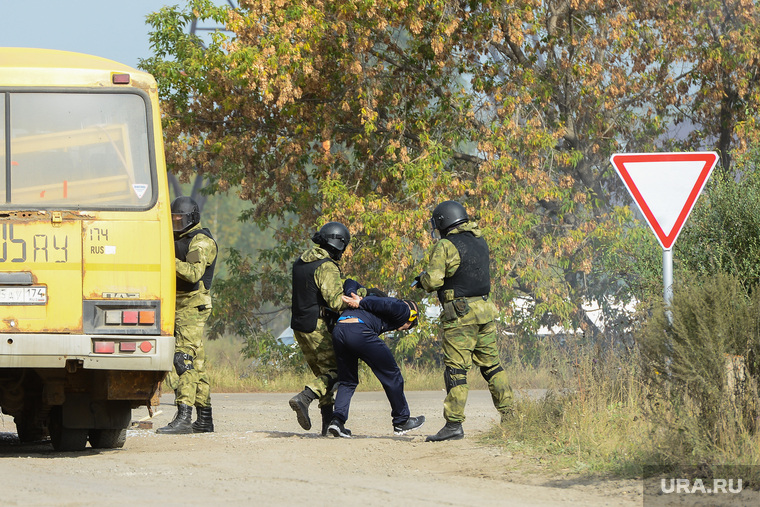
[{"x1": 411, "y1": 272, "x2": 426, "y2": 289}]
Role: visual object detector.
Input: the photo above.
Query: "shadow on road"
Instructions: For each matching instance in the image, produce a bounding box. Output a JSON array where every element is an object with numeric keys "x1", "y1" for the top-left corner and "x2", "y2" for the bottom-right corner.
[
  {"x1": 0, "y1": 431, "x2": 121, "y2": 457},
  {"x1": 260, "y1": 430, "x2": 414, "y2": 441}
]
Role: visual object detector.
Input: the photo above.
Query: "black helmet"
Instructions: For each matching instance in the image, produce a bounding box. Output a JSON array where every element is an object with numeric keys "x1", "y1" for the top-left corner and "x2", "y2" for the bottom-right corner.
[
  {"x1": 312, "y1": 221, "x2": 351, "y2": 260},
  {"x1": 171, "y1": 196, "x2": 200, "y2": 235},
  {"x1": 430, "y1": 200, "x2": 468, "y2": 235}
]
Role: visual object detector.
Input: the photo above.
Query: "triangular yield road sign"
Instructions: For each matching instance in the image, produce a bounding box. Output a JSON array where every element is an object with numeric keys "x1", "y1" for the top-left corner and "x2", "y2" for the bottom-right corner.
[{"x1": 610, "y1": 152, "x2": 719, "y2": 250}]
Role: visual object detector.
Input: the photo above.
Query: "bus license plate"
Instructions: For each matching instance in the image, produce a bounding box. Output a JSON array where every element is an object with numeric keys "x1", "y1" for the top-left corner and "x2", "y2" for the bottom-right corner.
[{"x1": 0, "y1": 286, "x2": 47, "y2": 305}]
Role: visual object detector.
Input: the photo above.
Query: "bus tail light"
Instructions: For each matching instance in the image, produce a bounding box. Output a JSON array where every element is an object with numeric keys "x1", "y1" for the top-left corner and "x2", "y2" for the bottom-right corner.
[
  {"x1": 122, "y1": 311, "x2": 139, "y2": 324},
  {"x1": 94, "y1": 341, "x2": 115, "y2": 353},
  {"x1": 84, "y1": 301, "x2": 160, "y2": 335},
  {"x1": 104, "y1": 309, "x2": 156, "y2": 326},
  {"x1": 139, "y1": 311, "x2": 155, "y2": 324},
  {"x1": 92, "y1": 339, "x2": 155, "y2": 354},
  {"x1": 119, "y1": 341, "x2": 137, "y2": 352}
]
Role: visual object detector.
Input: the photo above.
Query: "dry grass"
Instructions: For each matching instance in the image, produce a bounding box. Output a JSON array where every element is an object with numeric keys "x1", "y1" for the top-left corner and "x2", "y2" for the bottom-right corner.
[
  {"x1": 200, "y1": 334, "x2": 562, "y2": 393},
  {"x1": 485, "y1": 347, "x2": 650, "y2": 477},
  {"x1": 192, "y1": 329, "x2": 760, "y2": 486},
  {"x1": 196, "y1": 335, "x2": 447, "y2": 393}
]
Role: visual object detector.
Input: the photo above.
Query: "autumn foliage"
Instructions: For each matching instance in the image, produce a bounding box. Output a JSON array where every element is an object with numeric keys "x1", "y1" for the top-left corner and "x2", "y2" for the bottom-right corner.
[{"x1": 141, "y1": 0, "x2": 760, "y2": 342}]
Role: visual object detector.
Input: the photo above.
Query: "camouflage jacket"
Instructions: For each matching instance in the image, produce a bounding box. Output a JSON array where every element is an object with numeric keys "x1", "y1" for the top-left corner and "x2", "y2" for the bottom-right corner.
[
  {"x1": 176, "y1": 222, "x2": 217, "y2": 311},
  {"x1": 300, "y1": 245, "x2": 350, "y2": 313},
  {"x1": 419, "y1": 222, "x2": 496, "y2": 325}
]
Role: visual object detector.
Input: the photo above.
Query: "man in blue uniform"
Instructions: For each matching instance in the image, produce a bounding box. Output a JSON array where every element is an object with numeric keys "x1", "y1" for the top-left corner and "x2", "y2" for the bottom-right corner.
[{"x1": 327, "y1": 283, "x2": 425, "y2": 438}]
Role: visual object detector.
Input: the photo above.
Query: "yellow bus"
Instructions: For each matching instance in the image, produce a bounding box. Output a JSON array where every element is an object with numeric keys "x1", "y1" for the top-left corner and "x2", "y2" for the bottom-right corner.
[{"x1": 0, "y1": 48, "x2": 175, "y2": 451}]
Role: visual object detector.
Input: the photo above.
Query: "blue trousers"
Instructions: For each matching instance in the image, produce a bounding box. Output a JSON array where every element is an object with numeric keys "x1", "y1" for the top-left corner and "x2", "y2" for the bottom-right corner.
[{"x1": 331, "y1": 322, "x2": 410, "y2": 426}]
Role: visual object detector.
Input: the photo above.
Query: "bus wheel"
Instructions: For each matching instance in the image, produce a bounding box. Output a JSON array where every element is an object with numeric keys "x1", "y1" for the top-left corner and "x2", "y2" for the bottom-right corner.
[
  {"x1": 88, "y1": 428, "x2": 127, "y2": 449},
  {"x1": 49, "y1": 407, "x2": 88, "y2": 452},
  {"x1": 14, "y1": 417, "x2": 45, "y2": 443}
]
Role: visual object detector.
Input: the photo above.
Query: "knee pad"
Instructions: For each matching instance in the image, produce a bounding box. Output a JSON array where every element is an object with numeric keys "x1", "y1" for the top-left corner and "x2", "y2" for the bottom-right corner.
[
  {"x1": 444, "y1": 366, "x2": 468, "y2": 393},
  {"x1": 480, "y1": 364, "x2": 504, "y2": 382},
  {"x1": 173, "y1": 352, "x2": 194, "y2": 376}
]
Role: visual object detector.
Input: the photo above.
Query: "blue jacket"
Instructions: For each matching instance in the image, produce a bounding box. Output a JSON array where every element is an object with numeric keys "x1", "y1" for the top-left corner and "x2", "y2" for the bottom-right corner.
[{"x1": 337, "y1": 294, "x2": 412, "y2": 335}]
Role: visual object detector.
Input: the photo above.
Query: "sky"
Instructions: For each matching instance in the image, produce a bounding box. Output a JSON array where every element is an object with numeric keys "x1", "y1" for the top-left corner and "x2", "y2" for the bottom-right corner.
[{"x1": 0, "y1": 1, "x2": 218, "y2": 69}]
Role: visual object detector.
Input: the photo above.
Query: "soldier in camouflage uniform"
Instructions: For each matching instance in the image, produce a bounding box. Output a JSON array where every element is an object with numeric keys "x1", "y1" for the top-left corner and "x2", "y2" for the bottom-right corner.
[
  {"x1": 157, "y1": 196, "x2": 218, "y2": 435},
  {"x1": 289, "y1": 222, "x2": 366, "y2": 435},
  {"x1": 415, "y1": 200, "x2": 513, "y2": 442}
]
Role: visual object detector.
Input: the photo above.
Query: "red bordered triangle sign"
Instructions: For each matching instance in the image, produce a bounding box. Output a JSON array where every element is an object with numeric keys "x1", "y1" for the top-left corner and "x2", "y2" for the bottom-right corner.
[{"x1": 610, "y1": 152, "x2": 719, "y2": 250}]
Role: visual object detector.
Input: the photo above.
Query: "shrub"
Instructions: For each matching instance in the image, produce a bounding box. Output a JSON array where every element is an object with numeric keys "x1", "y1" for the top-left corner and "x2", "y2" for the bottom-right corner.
[
  {"x1": 640, "y1": 272, "x2": 760, "y2": 476},
  {"x1": 678, "y1": 171, "x2": 760, "y2": 293}
]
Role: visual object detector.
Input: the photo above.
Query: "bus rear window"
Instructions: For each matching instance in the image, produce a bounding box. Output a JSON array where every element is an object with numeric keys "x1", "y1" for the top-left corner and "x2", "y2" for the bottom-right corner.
[{"x1": 1, "y1": 92, "x2": 154, "y2": 209}]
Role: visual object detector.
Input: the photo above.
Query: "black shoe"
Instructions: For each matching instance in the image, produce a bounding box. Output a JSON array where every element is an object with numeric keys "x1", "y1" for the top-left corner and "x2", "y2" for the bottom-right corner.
[
  {"x1": 393, "y1": 415, "x2": 425, "y2": 435},
  {"x1": 156, "y1": 404, "x2": 193, "y2": 434},
  {"x1": 425, "y1": 421, "x2": 464, "y2": 442},
  {"x1": 320, "y1": 405, "x2": 333, "y2": 436},
  {"x1": 327, "y1": 418, "x2": 352, "y2": 438},
  {"x1": 192, "y1": 406, "x2": 214, "y2": 433},
  {"x1": 289, "y1": 388, "x2": 318, "y2": 430}
]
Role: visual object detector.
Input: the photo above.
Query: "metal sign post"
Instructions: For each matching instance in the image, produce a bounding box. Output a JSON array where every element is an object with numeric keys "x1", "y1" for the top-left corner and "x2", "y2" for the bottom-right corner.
[{"x1": 663, "y1": 249, "x2": 673, "y2": 322}]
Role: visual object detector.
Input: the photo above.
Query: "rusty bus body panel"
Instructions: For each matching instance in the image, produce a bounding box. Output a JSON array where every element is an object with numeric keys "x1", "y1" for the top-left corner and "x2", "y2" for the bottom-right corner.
[{"x1": 0, "y1": 48, "x2": 175, "y2": 451}]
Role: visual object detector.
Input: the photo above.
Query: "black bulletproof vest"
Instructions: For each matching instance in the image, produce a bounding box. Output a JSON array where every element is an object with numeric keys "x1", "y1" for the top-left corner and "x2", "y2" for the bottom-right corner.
[
  {"x1": 175, "y1": 228, "x2": 217, "y2": 293},
  {"x1": 291, "y1": 257, "x2": 336, "y2": 333},
  {"x1": 437, "y1": 231, "x2": 491, "y2": 303}
]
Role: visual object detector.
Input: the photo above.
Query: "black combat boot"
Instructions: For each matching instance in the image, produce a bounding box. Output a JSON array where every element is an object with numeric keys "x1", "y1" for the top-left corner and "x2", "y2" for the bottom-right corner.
[
  {"x1": 425, "y1": 421, "x2": 464, "y2": 442},
  {"x1": 289, "y1": 388, "x2": 318, "y2": 430},
  {"x1": 156, "y1": 403, "x2": 193, "y2": 434},
  {"x1": 320, "y1": 405, "x2": 333, "y2": 436},
  {"x1": 192, "y1": 406, "x2": 214, "y2": 433}
]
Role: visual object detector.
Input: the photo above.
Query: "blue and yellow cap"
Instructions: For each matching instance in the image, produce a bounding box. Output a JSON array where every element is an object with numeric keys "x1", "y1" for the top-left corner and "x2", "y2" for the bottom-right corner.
[{"x1": 403, "y1": 300, "x2": 419, "y2": 328}]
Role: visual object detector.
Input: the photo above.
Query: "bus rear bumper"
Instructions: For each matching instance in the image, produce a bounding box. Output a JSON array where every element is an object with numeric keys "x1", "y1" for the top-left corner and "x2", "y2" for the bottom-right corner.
[{"x1": 0, "y1": 334, "x2": 174, "y2": 371}]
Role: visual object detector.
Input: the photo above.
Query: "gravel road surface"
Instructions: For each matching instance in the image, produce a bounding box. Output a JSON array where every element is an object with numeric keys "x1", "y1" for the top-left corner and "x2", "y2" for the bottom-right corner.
[{"x1": 0, "y1": 390, "x2": 642, "y2": 506}]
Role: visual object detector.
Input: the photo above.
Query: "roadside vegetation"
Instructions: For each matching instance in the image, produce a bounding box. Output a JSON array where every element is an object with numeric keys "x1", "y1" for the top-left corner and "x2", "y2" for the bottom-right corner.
[
  {"x1": 197, "y1": 166, "x2": 760, "y2": 487},
  {"x1": 489, "y1": 171, "x2": 760, "y2": 486},
  {"x1": 145, "y1": 0, "x2": 760, "y2": 489}
]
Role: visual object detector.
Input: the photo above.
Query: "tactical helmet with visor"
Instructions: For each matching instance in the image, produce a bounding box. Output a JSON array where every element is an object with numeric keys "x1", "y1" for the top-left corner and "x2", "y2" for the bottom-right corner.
[
  {"x1": 171, "y1": 196, "x2": 200, "y2": 235},
  {"x1": 312, "y1": 221, "x2": 351, "y2": 260}
]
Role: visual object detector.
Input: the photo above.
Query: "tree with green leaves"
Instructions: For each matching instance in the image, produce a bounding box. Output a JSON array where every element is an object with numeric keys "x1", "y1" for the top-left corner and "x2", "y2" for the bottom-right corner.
[{"x1": 140, "y1": 0, "x2": 760, "y2": 355}]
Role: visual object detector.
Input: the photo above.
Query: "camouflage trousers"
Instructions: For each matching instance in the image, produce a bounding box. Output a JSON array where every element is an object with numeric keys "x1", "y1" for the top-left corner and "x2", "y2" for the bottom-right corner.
[
  {"x1": 168, "y1": 305, "x2": 212, "y2": 408},
  {"x1": 293, "y1": 318, "x2": 338, "y2": 407},
  {"x1": 441, "y1": 320, "x2": 513, "y2": 423}
]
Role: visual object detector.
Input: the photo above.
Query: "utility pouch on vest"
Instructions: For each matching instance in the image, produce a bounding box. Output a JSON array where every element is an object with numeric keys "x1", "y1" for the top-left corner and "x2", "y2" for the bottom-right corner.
[
  {"x1": 442, "y1": 298, "x2": 471, "y2": 321},
  {"x1": 442, "y1": 301, "x2": 458, "y2": 321},
  {"x1": 453, "y1": 298, "x2": 471, "y2": 317}
]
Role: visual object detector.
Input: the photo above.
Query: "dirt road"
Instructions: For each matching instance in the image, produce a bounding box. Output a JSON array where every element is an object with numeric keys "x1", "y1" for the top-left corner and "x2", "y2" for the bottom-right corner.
[{"x1": 0, "y1": 390, "x2": 641, "y2": 506}]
